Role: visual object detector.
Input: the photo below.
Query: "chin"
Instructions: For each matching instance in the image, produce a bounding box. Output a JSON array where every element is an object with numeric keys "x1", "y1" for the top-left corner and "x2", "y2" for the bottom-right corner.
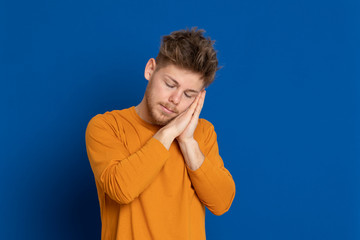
[
  {"x1": 153, "y1": 116, "x2": 173, "y2": 126},
  {"x1": 155, "y1": 111, "x2": 179, "y2": 126},
  {"x1": 147, "y1": 111, "x2": 169, "y2": 126},
  {"x1": 148, "y1": 107, "x2": 174, "y2": 126}
]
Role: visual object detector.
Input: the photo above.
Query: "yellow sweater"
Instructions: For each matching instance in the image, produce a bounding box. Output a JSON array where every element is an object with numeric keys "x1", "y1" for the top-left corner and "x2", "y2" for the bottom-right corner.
[{"x1": 85, "y1": 106, "x2": 235, "y2": 240}]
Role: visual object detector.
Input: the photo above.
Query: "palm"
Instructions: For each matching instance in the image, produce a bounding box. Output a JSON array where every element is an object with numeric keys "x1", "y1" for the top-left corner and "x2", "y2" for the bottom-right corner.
[
  {"x1": 177, "y1": 91, "x2": 205, "y2": 142},
  {"x1": 178, "y1": 114, "x2": 198, "y2": 139}
]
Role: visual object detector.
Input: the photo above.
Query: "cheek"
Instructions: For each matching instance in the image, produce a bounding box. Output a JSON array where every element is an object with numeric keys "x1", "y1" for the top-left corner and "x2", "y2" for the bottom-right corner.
[
  {"x1": 149, "y1": 84, "x2": 167, "y2": 100},
  {"x1": 179, "y1": 98, "x2": 195, "y2": 112},
  {"x1": 186, "y1": 97, "x2": 197, "y2": 105}
]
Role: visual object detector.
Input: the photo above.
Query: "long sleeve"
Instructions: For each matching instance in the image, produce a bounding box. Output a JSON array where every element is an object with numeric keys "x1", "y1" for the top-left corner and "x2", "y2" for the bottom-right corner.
[
  {"x1": 85, "y1": 114, "x2": 170, "y2": 204},
  {"x1": 188, "y1": 119, "x2": 236, "y2": 216}
]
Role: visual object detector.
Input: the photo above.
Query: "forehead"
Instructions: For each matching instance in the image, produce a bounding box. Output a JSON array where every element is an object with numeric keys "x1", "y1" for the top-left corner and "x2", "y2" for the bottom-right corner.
[{"x1": 156, "y1": 64, "x2": 204, "y2": 90}]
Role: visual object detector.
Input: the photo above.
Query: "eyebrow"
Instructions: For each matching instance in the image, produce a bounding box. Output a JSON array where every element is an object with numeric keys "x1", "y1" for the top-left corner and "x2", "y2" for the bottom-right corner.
[{"x1": 164, "y1": 75, "x2": 200, "y2": 94}]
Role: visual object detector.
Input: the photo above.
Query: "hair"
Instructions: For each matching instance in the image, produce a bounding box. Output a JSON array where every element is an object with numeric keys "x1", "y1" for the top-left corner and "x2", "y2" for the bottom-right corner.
[{"x1": 155, "y1": 27, "x2": 221, "y2": 88}]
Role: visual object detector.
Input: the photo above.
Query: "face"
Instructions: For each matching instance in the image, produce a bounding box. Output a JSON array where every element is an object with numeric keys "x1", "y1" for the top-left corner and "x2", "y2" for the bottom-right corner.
[{"x1": 141, "y1": 59, "x2": 204, "y2": 126}]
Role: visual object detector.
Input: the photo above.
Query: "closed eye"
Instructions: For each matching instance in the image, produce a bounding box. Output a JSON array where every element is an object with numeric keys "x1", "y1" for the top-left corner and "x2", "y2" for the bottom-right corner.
[
  {"x1": 165, "y1": 82, "x2": 175, "y2": 88},
  {"x1": 184, "y1": 93, "x2": 194, "y2": 98}
]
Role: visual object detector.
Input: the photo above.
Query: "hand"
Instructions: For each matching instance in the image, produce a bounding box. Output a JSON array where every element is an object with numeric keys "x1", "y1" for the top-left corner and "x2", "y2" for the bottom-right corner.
[
  {"x1": 153, "y1": 90, "x2": 205, "y2": 150},
  {"x1": 177, "y1": 90, "x2": 206, "y2": 143},
  {"x1": 163, "y1": 91, "x2": 204, "y2": 138}
]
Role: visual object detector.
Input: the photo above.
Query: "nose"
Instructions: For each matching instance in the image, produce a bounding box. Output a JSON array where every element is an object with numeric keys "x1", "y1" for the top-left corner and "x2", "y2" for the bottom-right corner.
[{"x1": 169, "y1": 90, "x2": 182, "y2": 105}]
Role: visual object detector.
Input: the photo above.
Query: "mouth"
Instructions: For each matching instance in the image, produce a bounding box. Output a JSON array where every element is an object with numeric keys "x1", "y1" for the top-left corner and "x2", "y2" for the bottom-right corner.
[{"x1": 160, "y1": 104, "x2": 176, "y2": 114}]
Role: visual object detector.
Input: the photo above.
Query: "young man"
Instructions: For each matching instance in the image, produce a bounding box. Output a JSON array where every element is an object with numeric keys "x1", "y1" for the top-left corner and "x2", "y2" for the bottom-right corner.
[{"x1": 85, "y1": 27, "x2": 235, "y2": 240}]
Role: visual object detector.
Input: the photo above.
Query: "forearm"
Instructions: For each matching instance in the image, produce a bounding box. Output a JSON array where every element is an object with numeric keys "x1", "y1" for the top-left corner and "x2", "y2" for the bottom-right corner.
[
  {"x1": 97, "y1": 138, "x2": 170, "y2": 204},
  {"x1": 177, "y1": 138, "x2": 205, "y2": 171},
  {"x1": 187, "y1": 157, "x2": 235, "y2": 215},
  {"x1": 86, "y1": 116, "x2": 171, "y2": 205},
  {"x1": 153, "y1": 127, "x2": 176, "y2": 150},
  {"x1": 101, "y1": 126, "x2": 177, "y2": 203}
]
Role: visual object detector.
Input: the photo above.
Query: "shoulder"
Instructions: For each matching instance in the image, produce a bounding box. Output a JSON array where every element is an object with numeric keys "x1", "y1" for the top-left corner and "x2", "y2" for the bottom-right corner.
[
  {"x1": 198, "y1": 118, "x2": 215, "y2": 131},
  {"x1": 195, "y1": 118, "x2": 217, "y2": 141},
  {"x1": 89, "y1": 107, "x2": 133, "y2": 124},
  {"x1": 88, "y1": 110, "x2": 119, "y2": 126},
  {"x1": 86, "y1": 108, "x2": 132, "y2": 135}
]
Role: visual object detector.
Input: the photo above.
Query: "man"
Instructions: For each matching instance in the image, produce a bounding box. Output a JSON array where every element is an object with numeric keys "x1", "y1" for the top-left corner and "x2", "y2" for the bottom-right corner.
[{"x1": 85, "y1": 27, "x2": 235, "y2": 240}]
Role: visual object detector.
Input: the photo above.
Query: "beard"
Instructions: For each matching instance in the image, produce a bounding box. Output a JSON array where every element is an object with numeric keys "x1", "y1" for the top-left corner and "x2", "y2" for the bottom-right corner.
[{"x1": 144, "y1": 84, "x2": 179, "y2": 126}]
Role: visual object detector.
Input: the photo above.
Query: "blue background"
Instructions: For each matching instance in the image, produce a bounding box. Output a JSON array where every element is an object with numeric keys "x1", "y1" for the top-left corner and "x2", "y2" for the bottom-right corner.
[{"x1": 1, "y1": 0, "x2": 359, "y2": 239}]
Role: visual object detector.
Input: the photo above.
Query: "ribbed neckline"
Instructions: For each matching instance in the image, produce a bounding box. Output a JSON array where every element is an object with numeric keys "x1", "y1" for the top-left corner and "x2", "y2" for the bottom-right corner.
[{"x1": 128, "y1": 106, "x2": 162, "y2": 132}]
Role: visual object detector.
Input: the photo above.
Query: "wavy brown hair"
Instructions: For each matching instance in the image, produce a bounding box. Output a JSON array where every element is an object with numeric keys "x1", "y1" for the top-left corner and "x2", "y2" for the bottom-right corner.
[{"x1": 155, "y1": 27, "x2": 220, "y2": 88}]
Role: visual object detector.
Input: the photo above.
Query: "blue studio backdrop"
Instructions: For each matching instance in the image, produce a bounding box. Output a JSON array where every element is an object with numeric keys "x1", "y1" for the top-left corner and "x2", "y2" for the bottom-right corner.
[{"x1": 1, "y1": 0, "x2": 359, "y2": 239}]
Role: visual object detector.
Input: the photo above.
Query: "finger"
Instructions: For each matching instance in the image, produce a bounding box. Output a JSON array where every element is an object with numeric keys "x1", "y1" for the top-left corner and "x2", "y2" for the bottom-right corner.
[
  {"x1": 185, "y1": 91, "x2": 205, "y2": 129},
  {"x1": 186, "y1": 92, "x2": 201, "y2": 115},
  {"x1": 193, "y1": 90, "x2": 206, "y2": 117},
  {"x1": 172, "y1": 94, "x2": 200, "y2": 122},
  {"x1": 175, "y1": 91, "x2": 202, "y2": 123},
  {"x1": 186, "y1": 91, "x2": 205, "y2": 129}
]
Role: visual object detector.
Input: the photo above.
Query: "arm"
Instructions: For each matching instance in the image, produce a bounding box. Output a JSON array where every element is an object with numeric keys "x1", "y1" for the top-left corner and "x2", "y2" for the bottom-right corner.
[
  {"x1": 177, "y1": 91, "x2": 235, "y2": 215},
  {"x1": 85, "y1": 114, "x2": 170, "y2": 204},
  {"x1": 85, "y1": 94, "x2": 204, "y2": 205},
  {"x1": 186, "y1": 121, "x2": 235, "y2": 216}
]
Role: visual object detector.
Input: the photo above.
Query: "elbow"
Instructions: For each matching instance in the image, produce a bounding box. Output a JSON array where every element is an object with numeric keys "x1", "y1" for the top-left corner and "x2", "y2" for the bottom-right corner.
[
  {"x1": 100, "y1": 170, "x2": 138, "y2": 205},
  {"x1": 209, "y1": 183, "x2": 236, "y2": 216},
  {"x1": 210, "y1": 193, "x2": 235, "y2": 216},
  {"x1": 115, "y1": 195, "x2": 135, "y2": 205},
  {"x1": 103, "y1": 180, "x2": 136, "y2": 205},
  {"x1": 112, "y1": 189, "x2": 136, "y2": 205},
  {"x1": 211, "y1": 208, "x2": 229, "y2": 216}
]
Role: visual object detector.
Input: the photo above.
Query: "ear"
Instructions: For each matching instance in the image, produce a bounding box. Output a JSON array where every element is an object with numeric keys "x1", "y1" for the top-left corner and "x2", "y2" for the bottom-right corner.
[{"x1": 144, "y1": 58, "x2": 156, "y2": 81}]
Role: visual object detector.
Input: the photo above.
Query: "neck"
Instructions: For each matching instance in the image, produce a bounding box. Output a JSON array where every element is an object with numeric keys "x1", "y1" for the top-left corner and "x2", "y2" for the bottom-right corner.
[{"x1": 135, "y1": 98, "x2": 152, "y2": 124}]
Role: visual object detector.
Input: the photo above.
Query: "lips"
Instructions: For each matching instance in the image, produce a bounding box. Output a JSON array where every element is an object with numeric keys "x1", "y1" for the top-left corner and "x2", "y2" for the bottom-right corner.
[{"x1": 160, "y1": 104, "x2": 176, "y2": 114}]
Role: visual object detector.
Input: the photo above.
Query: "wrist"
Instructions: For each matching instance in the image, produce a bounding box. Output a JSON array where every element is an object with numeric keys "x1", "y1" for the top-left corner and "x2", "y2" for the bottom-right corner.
[
  {"x1": 153, "y1": 127, "x2": 176, "y2": 150},
  {"x1": 177, "y1": 138, "x2": 204, "y2": 171},
  {"x1": 177, "y1": 136, "x2": 196, "y2": 146}
]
